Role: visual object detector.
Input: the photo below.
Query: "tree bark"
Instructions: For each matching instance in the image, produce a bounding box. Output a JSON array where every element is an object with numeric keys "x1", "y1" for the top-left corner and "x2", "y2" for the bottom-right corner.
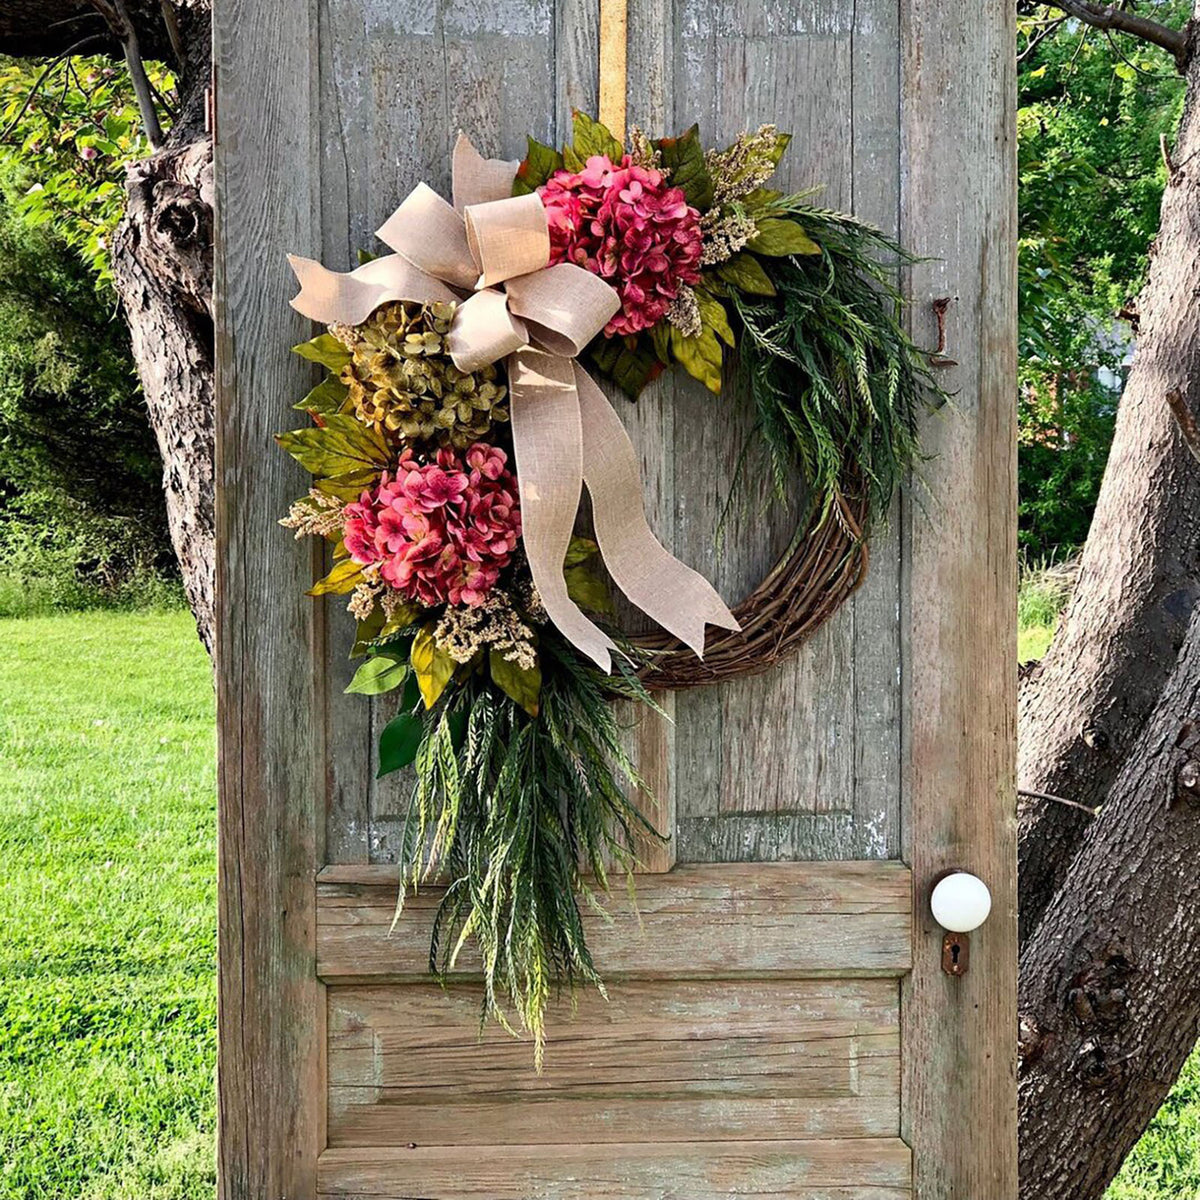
[
  {"x1": 1017, "y1": 6, "x2": 1200, "y2": 944},
  {"x1": 1019, "y1": 600, "x2": 1200, "y2": 1200}
]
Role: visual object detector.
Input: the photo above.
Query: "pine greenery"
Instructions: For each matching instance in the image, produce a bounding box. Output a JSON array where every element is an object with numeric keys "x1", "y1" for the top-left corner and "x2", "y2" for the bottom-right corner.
[
  {"x1": 733, "y1": 198, "x2": 938, "y2": 524},
  {"x1": 396, "y1": 636, "x2": 661, "y2": 1065}
]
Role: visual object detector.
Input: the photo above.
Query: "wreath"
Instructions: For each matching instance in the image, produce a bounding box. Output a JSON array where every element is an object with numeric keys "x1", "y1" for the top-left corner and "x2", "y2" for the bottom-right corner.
[{"x1": 279, "y1": 113, "x2": 938, "y2": 1061}]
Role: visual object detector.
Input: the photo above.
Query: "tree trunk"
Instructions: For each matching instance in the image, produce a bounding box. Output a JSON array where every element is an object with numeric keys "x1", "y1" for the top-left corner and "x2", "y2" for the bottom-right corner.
[
  {"x1": 1018, "y1": 600, "x2": 1200, "y2": 1199},
  {"x1": 1017, "y1": 6, "x2": 1200, "y2": 945},
  {"x1": 108, "y1": 8, "x2": 215, "y2": 650}
]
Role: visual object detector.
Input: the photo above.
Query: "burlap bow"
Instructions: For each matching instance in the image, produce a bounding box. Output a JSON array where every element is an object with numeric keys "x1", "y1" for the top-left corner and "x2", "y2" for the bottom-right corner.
[{"x1": 288, "y1": 133, "x2": 739, "y2": 672}]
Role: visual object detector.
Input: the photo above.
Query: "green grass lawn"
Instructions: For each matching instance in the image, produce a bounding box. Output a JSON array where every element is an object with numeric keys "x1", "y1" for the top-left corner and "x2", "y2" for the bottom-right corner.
[
  {"x1": 0, "y1": 611, "x2": 215, "y2": 1199},
  {"x1": 0, "y1": 606, "x2": 1197, "y2": 1197}
]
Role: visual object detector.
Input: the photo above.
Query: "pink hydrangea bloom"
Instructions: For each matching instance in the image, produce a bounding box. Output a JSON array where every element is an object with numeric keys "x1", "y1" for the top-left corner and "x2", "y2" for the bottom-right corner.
[
  {"x1": 342, "y1": 443, "x2": 521, "y2": 608},
  {"x1": 538, "y1": 154, "x2": 703, "y2": 337}
]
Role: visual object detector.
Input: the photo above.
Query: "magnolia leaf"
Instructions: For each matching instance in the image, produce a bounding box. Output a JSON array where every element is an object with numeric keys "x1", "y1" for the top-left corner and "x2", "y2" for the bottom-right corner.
[
  {"x1": 378, "y1": 601, "x2": 421, "y2": 639},
  {"x1": 345, "y1": 652, "x2": 409, "y2": 696},
  {"x1": 294, "y1": 375, "x2": 349, "y2": 415},
  {"x1": 565, "y1": 536, "x2": 599, "y2": 567},
  {"x1": 669, "y1": 323, "x2": 723, "y2": 394},
  {"x1": 489, "y1": 650, "x2": 542, "y2": 717},
  {"x1": 695, "y1": 290, "x2": 735, "y2": 348},
  {"x1": 376, "y1": 676, "x2": 423, "y2": 777},
  {"x1": 716, "y1": 253, "x2": 776, "y2": 297},
  {"x1": 350, "y1": 608, "x2": 386, "y2": 658},
  {"x1": 564, "y1": 563, "x2": 616, "y2": 615},
  {"x1": 572, "y1": 110, "x2": 624, "y2": 163},
  {"x1": 276, "y1": 414, "x2": 389, "y2": 478},
  {"x1": 292, "y1": 332, "x2": 351, "y2": 371},
  {"x1": 308, "y1": 558, "x2": 363, "y2": 596},
  {"x1": 655, "y1": 124, "x2": 714, "y2": 211},
  {"x1": 513, "y1": 136, "x2": 564, "y2": 195},
  {"x1": 315, "y1": 468, "x2": 380, "y2": 501},
  {"x1": 748, "y1": 218, "x2": 822, "y2": 257},
  {"x1": 410, "y1": 625, "x2": 457, "y2": 709}
]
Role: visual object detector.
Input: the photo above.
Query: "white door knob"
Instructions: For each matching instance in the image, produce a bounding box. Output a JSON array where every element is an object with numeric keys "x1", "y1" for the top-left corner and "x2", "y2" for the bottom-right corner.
[{"x1": 930, "y1": 872, "x2": 992, "y2": 933}]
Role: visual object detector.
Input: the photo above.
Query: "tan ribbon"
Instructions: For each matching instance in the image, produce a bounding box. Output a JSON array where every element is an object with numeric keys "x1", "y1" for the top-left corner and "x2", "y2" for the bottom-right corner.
[{"x1": 288, "y1": 133, "x2": 739, "y2": 672}]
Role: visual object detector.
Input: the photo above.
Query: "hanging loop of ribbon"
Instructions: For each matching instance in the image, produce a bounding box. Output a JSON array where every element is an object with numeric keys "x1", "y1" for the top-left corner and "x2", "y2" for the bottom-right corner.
[{"x1": 287, "y1": 133, "x2": 740, "y2": 672}]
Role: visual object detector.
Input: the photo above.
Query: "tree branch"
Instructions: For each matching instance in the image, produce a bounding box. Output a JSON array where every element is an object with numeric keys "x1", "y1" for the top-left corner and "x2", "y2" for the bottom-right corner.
[
  {"x1": 87, "y1": 0, "x2": 163, "y2": 148},
  {"x1": 1044, "y1": 1, "x2": 1190, "y2": 71}
]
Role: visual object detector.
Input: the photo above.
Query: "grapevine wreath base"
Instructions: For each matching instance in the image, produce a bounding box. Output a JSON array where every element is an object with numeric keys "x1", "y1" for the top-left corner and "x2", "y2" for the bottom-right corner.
[
  {"x1": 280, "y1": 114, "x2": 936, "y2": 1061},
  {"x1": 630, "y1": 488, "x2": 868, "y2": 690}
]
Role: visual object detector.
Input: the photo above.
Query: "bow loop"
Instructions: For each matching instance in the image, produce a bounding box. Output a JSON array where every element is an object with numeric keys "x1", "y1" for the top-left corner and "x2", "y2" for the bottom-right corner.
[{"x1": 463, "y1": 194, "x2": 550, "y2": 288}]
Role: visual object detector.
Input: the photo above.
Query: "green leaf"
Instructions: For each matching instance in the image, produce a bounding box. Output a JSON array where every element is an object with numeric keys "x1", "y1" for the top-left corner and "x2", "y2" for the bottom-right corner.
[
  {"x1": 292, "y1": 332, "x2": 351, "y2": 371},
  {"x1": 308, "y1": 558, "x2": 363, "y2": 596},
  {"x1": 489, "y1": 650, "x2": 542, "y2": 717},
  {"x1": 376, "y1": 676, "x2": 423, "y2": 777},
  {"x1": 747, "y1": 218, "x2": 821, "y2": 257},
  {"x1": 716, "y1": 253, "x2": 777, "y2": 297},
  {"x1": 561, "y1": 142, "x2": 585, "y2": 172},
  {"x1": 410, "y1": 625, "x2": 457, "y2": 709},
  {"x1": 564, "y1": 563, "x2": 615, "y2": 615},
  {"x1": 294, "y1": 375, "x2": 349, "y2": 414},
  {"x1": 565, "y1": 536, "x2": 599, "y2": 567},
  {"x1": 588, "y1": 334, "x2": 667, "y2": 400},
  {"x1": 695, "y1": 290, "x2": 735, "y2": 348},
  {"x1": 571, "y1": 110, "x2": 624, "y2": 162},
  {"x1": 345, "y1": 653, "x2": 409, "y2": 696},
  {"x1": 768, "y1": 132, "x2": 793, "y2": 166},
  {"x1": 513, "y1": 136, "x2": 564, "y2": 196},
  {"x1": 378, "y1": 601, "x2": 421, "y2": 638},
  {"x1": 350, "y1": 608, "x2": 386, "y2": 658},
  {"x1": 655, "y1": 124, "x2": 714, "y2": 211},
  {"x1": 357, "y1": 247, "x2": 379, "y2": 265},
  {"x1": 669, "y1": 323, "x2": 724, "y2": 394}
]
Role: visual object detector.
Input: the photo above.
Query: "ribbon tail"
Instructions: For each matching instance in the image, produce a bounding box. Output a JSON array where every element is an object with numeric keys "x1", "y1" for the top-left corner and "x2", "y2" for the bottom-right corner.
[
  {"x1": 575, "y1": 364, "x2": 741, "y2": 659},
  {"x1": 287, "y1": 252, "x2": 458, "y2": 326},
  {"x1": 509, "y1": 351, "x2": 617, "y2": 672}
]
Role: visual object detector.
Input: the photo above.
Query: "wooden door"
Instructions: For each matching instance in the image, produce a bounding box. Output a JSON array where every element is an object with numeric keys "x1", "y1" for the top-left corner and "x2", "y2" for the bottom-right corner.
[{"x1": 214, "y1": 2, "x2": 1017, "y2": 1198}]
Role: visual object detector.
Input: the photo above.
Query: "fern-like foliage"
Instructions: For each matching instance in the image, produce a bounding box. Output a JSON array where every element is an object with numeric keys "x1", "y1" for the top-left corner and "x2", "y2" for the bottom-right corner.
[
  {"x1": 395, "y1": 636, "x2": 662, "y2": 1066},
  {"x1": 732, "y1": 198, "x2": 941, "y2": 523}
]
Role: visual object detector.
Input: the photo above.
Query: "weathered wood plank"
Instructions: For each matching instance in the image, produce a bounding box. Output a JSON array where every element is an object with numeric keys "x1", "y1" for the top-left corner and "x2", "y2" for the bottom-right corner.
[
  {"x1": 669, "y1": 0, "x2": 867, "y2": 858},
  {"x1": 317, "y1": 1137, "x2": 913, "y2": 1199},
  {"x1": 899, "y1": 1, "x2": 1019, "y2": 1198},
  {"x1": 848, "y1": 0, "x2": 903, "y2": 860},
  {"x1": 316, "y1": 861, "x2": 912, "y2": 980},
  {"x1": 327, "y1": 979, "x2": 899, "y2": 1146},
  {"x1": 213, "y1": 0, "x2": 325, "y2": 1194}
]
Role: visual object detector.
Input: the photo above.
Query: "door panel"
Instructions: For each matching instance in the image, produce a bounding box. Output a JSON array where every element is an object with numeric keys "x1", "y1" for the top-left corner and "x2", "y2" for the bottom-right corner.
[
  {"x1": 328, "y1": 979, "x2": 900, "y2": 1147},
  {"x1": 316, "y1": 863, "x2": 910, "y2": 1196}
]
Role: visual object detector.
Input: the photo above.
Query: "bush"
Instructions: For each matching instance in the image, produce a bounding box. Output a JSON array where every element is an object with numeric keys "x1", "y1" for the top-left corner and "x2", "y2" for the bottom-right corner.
[{"x1": 0, "y1": 163, "x2": 175, "y2": 612}]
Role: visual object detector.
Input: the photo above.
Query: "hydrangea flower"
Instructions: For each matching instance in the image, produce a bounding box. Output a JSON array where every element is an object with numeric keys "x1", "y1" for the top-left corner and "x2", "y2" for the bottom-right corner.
[
  {"x1": 539, "y1": 154, "x2": 703, "y2": 337},
  {"x1": 342, "y1": 442, "x2": 521, "y2": 608}
]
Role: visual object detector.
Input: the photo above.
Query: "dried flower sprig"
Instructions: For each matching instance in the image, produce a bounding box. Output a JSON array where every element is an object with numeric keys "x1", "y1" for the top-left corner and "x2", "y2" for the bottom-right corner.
[
  {"x1": 434, "y1": 590, "x2": 538, "y2": 671},
  {"x1": 705, "y1": 123, "x2": 780, "y2": 211},
  {"x1": 280, "y1": 489, "x2": 345, "y2": 540}
]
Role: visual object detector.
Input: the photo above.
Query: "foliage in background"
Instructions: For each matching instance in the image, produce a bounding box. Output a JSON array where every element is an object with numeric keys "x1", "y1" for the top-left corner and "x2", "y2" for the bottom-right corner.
[
  {"x1": 0, "y1": 56, "x2": 174, "y2": 289},
  {"x1": 0, "y1": 56, "x2": 177, "y2": 612},
  {"x1": 1016, "y1": 4, "x2": 1186, "y2": 558}
]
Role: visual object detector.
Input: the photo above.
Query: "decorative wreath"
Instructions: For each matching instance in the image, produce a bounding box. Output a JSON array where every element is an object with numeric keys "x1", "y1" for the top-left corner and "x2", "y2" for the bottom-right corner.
[{"x1": 279, "y1": 114, "x2": 936, "y2": 1060}]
